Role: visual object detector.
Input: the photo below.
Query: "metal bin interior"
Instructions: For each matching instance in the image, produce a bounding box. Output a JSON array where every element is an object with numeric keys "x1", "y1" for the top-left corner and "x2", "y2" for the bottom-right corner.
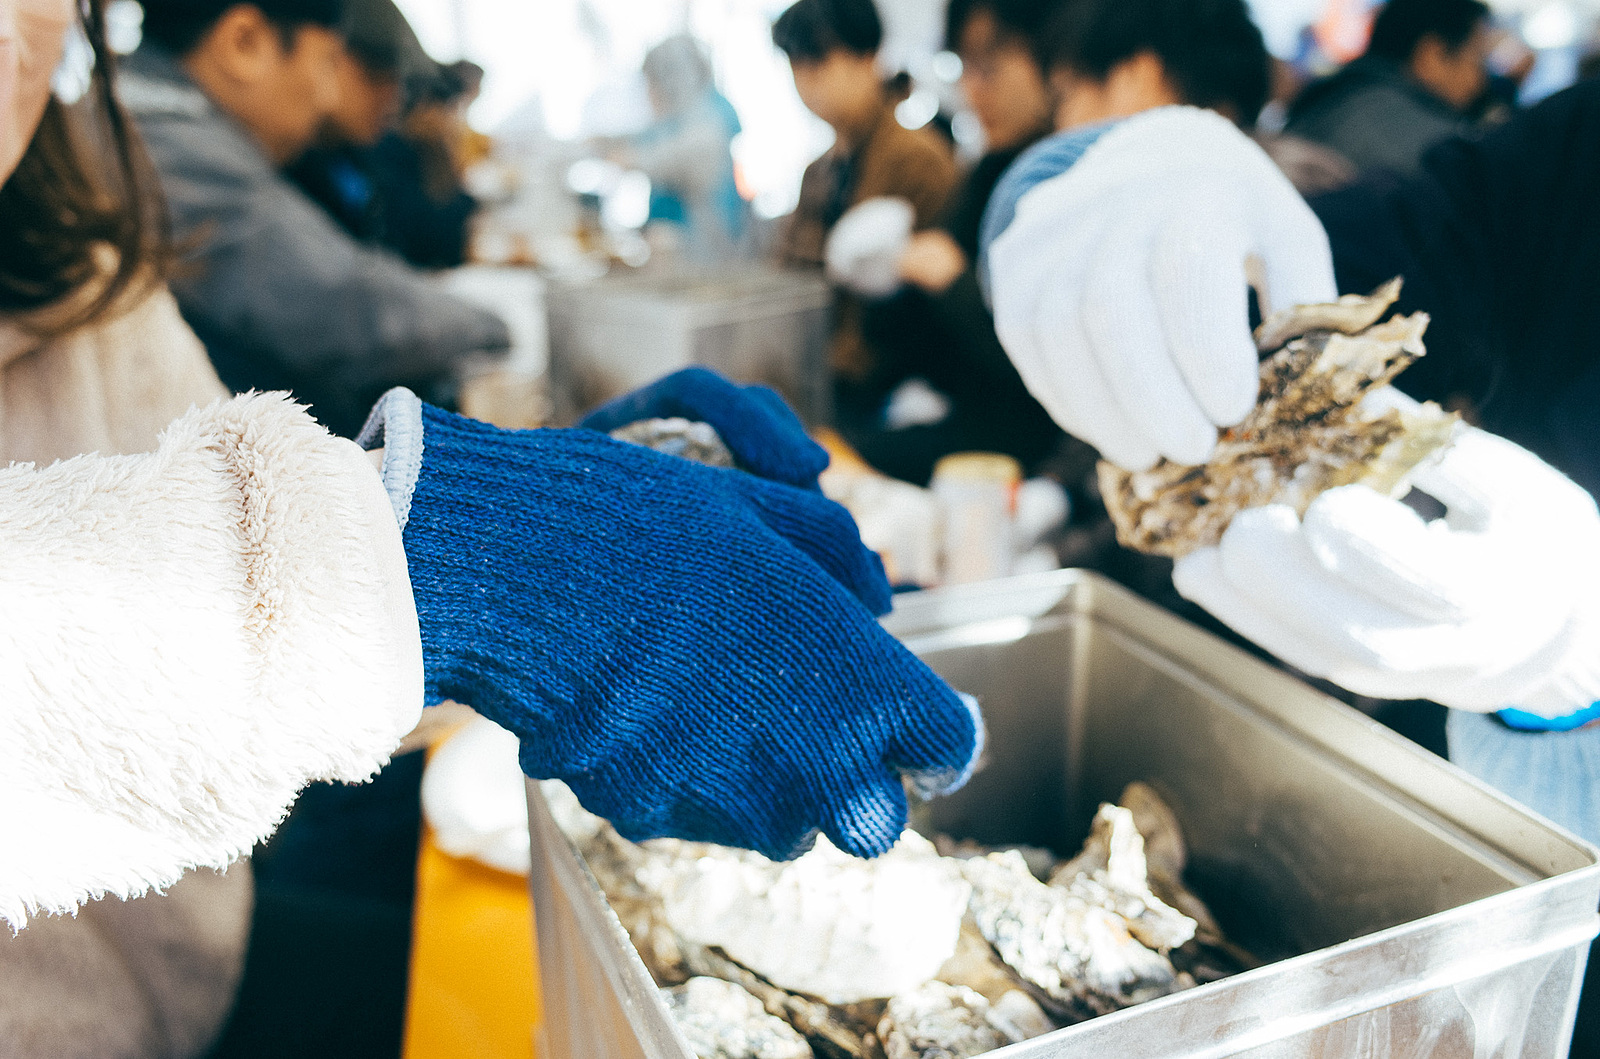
[{"x1": 527, "y1": 570, "x2": 1600, "y2": 1058}]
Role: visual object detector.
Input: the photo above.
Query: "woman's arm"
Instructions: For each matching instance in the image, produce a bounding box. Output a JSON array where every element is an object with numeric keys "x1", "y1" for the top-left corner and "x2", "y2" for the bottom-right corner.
[{"x1": 0, "y1": 394, "x2": 421, "y2": 926}]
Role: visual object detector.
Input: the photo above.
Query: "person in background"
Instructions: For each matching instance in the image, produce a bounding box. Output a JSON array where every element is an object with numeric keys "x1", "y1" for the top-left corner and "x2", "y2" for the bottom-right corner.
[
  {"x1": 1286, "y1": 0, "x2": 1494, "y2": 175},
  {"x1": 0, "y1": 8, "x2": 981, "y2": 1059},
  {"x1": 123, "y1": 0, "x2": 510, "y2": 438},
  {"x1": 0, "y1": 1, "x2": 247, "y2": 1055},
  {"x1": 826, "y1": 0, "x2": 1068, "y2": 486},
  {"x1": 364, "y1": 58, "x2": 485, "y2": 269},
  {"x1": 771, "y1": 0, "x2": 957, "y2": 436},
  {"x1": 601, "y1": 34, "x2": 747, "y2": 265},
  {"x1": 977, "y1": 0, "x2": 1600, "y2": 1044},
  {"x1": 286, "y1": 0, "x2": 426, "y2": 248}
]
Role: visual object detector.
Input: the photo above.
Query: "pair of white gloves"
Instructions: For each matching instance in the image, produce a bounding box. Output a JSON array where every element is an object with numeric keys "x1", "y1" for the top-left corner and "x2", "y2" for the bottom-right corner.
[{"x1": 979, "y1": 107, "x2": 1600, "y2": 721}]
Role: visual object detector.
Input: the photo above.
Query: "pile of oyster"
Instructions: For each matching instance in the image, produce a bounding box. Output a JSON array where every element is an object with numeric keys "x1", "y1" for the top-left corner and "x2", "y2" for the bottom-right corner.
[
  {"x1": 1099, "y1": 280, "x2": 1460, "y2": 557},
  {"x1": 543, "y1": 781, "x2": 1254, "y2": 1059}
]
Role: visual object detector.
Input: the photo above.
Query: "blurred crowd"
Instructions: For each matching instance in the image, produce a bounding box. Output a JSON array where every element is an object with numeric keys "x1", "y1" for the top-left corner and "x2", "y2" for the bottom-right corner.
[{"x1": 43, "y1": 0, "x2": 1583, "y2": 478}]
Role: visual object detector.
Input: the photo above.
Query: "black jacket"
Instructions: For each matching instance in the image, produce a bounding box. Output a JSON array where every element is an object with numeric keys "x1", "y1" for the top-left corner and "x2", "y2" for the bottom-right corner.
[
  {"x1": 1310, "y1": 78, "x2": 1600, "y2": 498},
  {"x1": 850, "y1": 141, "x2": 1065, "y2": 485},
  {"x1": 1287, "y1": 55, "x2": 1471, "y2": 176}
]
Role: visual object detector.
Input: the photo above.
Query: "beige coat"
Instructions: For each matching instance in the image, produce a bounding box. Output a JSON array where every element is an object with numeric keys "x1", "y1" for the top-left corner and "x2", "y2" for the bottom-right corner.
[
  {"x1": 0, "y1": 282, "x2": 249, "y2": 1059},
  {"x1": 0, "y1": 283, "x2": 227, "y2": 463}
]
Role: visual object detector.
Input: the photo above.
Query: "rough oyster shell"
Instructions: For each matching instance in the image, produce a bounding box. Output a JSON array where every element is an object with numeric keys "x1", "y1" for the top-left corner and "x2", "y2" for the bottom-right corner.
[
  {"x1": 664, "y1": 977, "x2": 816, "y2": 1059},
  {"x1": 1100, "y1": 281, "x2": 1460, "y2": 557},
  {"x1": 963, "y1": 849, "x2": 1191, "y2": 1018},
  {"x1": 1047, "y1": 805, "x2": 1196, "y2": 954},
  {"x1": 644, "y1": 831, "x2": 972, "y2": 1005},
  {"x1": 610, "y1": 416, "x2": 736, "y2": 467},
  {"x1": 876, "y1": 982, "x2": 1051, "y2": 1059}
]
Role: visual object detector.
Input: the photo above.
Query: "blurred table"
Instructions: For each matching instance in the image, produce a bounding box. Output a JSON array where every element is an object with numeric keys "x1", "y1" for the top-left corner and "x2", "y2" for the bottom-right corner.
[{"x1": 545, "y1": 268, "x2": 831, "y2": 426}]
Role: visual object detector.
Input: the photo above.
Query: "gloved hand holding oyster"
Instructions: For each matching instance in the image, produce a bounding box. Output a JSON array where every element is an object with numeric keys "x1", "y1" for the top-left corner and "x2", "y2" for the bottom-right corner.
[{"x1": 1092, "y1": 281, "x2": 1600, "y2": 719}]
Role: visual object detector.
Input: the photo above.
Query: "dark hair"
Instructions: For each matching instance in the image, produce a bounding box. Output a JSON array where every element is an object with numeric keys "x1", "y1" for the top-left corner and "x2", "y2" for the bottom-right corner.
[
  {"x1": 412, "y1": 59, "x2": 483, "y2": 107},
  {"x1": 1042, "y1": 0, "x2": 1271, "y2": 125},
  {"x1": 140, "y1": 0, "x2": 344, "y2": 56},
  {"x1": 945, "y1": 0, "x2": 1066, "y2": 56},
  {"x1": 1366, "y1": 0, "x2": 1490, "y2": 63},
  {"x1": 0, "y1": 0, "x2": 164, "y2": 331},
  {"x1": 340, "y1": 0, "x2": 426, "y2": 77},
  {"x1": 772, "y1": 0, "x2": 883, "y2": 62}
]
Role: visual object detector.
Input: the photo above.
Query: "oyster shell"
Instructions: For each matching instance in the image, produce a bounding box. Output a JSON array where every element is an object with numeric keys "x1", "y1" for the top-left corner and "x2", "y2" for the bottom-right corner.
[
  {"x1": 644, "y1": 831, "x2": 972, "y2": 1005},
  {"x1": 1100, "y1": 280, "x2": 1460, "y2": 557},
  {"x1": 664, "y1": 977, "x2": 815, "y2": 1059},
  {"x1": 1252, "y1": 277, "x2": 1404, "y2": 352},
  {"x1": 610, "y1": 416, "x2": 736, "y2": 467},
  {"x1": 1048, "y1": 804, "x2": 1196, "y2": 953},
  {"x1": 963, "y1": 849, "x2": 1191, "y2": 1018},
  {"x1": 934, "y1": 922, "x2": 1034, "y2": 1006},
  {"x1": 681, "y1": 945, "x2": 879, "y2": 1059},
  {"x1": 877, "y1": 982, "x2": 1034, "y2": 1059}
]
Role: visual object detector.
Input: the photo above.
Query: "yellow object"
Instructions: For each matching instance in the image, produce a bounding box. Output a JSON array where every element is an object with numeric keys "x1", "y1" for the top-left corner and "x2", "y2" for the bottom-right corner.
[
  {"x1": 403, "y1": 827, "x2": 542, "y2": 1059},
  {"x1": 814, "y1": 426, "x2": 870, "y2": 475}
]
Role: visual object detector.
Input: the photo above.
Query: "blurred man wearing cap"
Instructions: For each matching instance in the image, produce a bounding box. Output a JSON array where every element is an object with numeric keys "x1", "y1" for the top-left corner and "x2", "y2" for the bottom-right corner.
[
  {"x1": 286, "y1": 0, "x2": 425, "y2": 242},
  {"x1": 286, "y1": 0, "x2": 479, "y2": 270}
]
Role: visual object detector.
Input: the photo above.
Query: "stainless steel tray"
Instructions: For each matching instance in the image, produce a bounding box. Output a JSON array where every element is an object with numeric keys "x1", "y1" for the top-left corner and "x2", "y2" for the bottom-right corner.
[
  {"x1": 527, "y1": 570, "x2": 1600, "y2": 1057},
  {"x1": 545, "y1": 269, "x2": 831, "y2": 427}
]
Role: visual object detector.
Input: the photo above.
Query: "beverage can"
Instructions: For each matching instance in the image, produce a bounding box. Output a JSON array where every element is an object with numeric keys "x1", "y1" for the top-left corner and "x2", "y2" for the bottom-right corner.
[{"x1": 930, "y1": 452, "x2": 1022, "y2": 585}]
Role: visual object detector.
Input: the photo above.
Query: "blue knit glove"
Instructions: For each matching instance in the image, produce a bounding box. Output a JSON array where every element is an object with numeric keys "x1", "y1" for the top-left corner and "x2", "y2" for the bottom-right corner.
[
  {"x1": 381, "y1": 398, "x2": 978, "y2": 860},
  {"x1": 577, "y1": 367, "x2": 829, "y2": 491}
]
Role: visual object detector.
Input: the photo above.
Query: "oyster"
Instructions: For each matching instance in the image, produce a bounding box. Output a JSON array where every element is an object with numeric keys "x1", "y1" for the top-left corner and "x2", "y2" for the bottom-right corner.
[
  {"x1": 682, "y1": 945, "x2": 879, "y2": 1059},
  {"x1": 610, "y1": 416, "x2": 736, "y2": 467},
  {"x1": 664, "y1": 977, "x2": 816, "y2": 1059},
  {"x1": 876, "y1": 982, "x2": 1048, "y2": 1059},
  {"x1": 964, "y1": 844, "x2": 1194, "y2": 1018},
  {"x1": 1099, "y1": 280, "x2": 1460, "y2": 557},
  {"x1": 1069, "y1": 785, "x2": 1260, "y2": 986},
  {"x1": 1253, "y1": 277, "x2": 1404, "y2": 352},
  {"x1": 644, "y1": 831, "x2": 972, "y2": 1005},
  {"x1": 935, "y1": 922, "x2": 1034, "y2": 1006},
  {"x1": 1048, "y1": 804, "x2": 1196, "y2": 953}
]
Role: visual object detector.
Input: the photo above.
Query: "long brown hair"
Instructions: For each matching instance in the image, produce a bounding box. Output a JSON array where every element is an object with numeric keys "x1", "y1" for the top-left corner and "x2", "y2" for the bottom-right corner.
[{"x1": 0, "y1": 0, "x2": 166, "y2": 332}]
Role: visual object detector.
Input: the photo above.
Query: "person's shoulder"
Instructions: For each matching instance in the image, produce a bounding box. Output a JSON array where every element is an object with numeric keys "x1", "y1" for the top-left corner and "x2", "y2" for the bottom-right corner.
[
  {"x1": 120, "y1": 54, "x2": 269, "y2": 188},
  {"x1": 797, "y1": 148, "x2": 835, "y2": 188},
  {"x1": 1516, "y1": 77, "x2": 1600, "y2": 133},
  {"x1": 882, "y1": 120, "x2": 954, "y2": 169}
]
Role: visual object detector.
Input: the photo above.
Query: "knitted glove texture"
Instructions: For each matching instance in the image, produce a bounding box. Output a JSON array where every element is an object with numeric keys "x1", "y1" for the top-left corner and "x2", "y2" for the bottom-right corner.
[
  {"x1": 578, "y1": 367, "x2": 831, "y2": 492},
  {"x1": 402, "y1": 404, "x2": 977, "y2": 859}
]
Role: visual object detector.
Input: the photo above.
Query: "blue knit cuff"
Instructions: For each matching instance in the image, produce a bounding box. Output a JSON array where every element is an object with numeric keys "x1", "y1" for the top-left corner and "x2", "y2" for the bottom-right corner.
[
  {"x1": 357, "y1": 388, "x2": 425, "y2": 530},
  {"x1": 977, "y1": 120, "x2": 1118, "y2": 304},
  {"x1": 1498, "y1": 701, "x2": 1600, "y2": 733}
]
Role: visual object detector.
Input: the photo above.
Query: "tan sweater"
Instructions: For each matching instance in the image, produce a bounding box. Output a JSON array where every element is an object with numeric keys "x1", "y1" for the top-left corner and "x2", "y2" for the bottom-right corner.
[
  {"x1": 0, "y1": 282, "x2": 247, "y2": 1059},
  {"x1": 0, "y1": 283, "x2": 227, "y2": 463},
  {"x1": 780, "y1": 102, "x2": 958, "y2": 381}
]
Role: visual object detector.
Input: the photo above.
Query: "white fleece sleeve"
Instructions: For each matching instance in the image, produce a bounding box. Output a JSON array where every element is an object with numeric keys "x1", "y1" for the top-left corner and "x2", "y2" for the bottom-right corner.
[{"x1": 0, "y1": 393, "x2": 423, "y2": 927}]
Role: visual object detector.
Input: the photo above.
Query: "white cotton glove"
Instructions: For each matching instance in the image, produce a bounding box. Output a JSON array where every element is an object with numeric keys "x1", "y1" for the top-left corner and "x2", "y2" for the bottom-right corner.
[
  {"x1": 1173, "y1": 416, "x2": 1600, "y2": 716},
  {"x1": 988, "y1": 107, "x2": 1337, "y2": 471},
  {"x1": 825, "y1": 196, "x2": 915, "y2": 299}
]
